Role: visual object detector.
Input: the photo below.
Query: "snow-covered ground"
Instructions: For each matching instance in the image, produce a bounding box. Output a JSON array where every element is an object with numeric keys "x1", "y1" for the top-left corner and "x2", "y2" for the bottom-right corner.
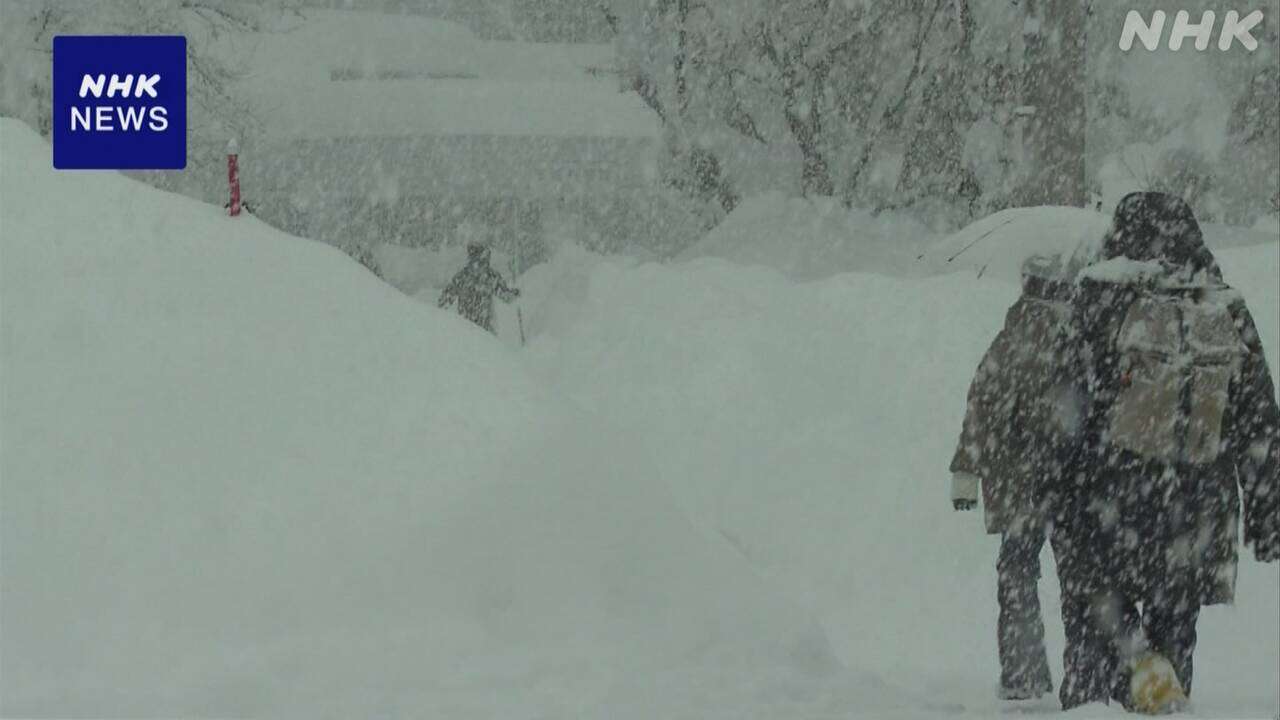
[
  {"x1": 678, "y1": 191, "x2": 940, "y2": 282},
  {"x1": 517, "y1": 236, "x2": 1280, "y2": 719},
  {"x1": 0, "y1": 118, "x2": 843, "y2": 718},
  {"x1": 2, "y1": 117, "x2": 1277, "y2": 717}
]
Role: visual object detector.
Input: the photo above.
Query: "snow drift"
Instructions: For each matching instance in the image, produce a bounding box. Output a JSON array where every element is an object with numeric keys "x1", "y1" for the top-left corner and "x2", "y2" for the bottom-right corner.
[
  {"x1": 679, "y1": 191, "x2": 939, "y2": 281},
  {"x1": 0, "y1": 119, "x2": 839, "y2": 718}
]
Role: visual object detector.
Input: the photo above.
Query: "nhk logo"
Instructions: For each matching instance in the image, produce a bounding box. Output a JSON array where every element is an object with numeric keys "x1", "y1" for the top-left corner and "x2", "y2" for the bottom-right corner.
[
  {"x1": 1119, "y1": 10, "x2": 1265, "y2": 51},
  {"x1": 53, "y1": 36, "x2": 186, "y2": 170}
]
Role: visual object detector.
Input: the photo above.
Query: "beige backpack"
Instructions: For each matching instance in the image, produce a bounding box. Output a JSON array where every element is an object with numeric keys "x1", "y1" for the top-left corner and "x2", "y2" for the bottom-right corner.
[{"x1": 1107, "y1": 285, "x2": 1247, "y2": 465}]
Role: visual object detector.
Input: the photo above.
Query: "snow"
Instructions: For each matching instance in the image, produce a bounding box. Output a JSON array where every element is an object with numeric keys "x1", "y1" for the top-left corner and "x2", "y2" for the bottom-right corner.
[
  {"x1": 249, "y1": 78, "x2": 659, "y2": 141},
  {"x1": 1253, "y1": 213, "x2": 1280, "y2": 237},
  {"x1": 167, "y1": 7, "x2": 670, "y2": 277},
  {"x1": 234, "y1": 10, "x2": 658, "y2": 141},
  {"x1": 243, "y1": 9, "x2": 616, "y2": 86},
  {"x1": 678, "y1": 191, "x2": 940, "y2": 281},
  {"x1": 1077, "y1": 257, "x2": 1168, "y2": 283},
  {"x1": 518, "y1": 228, "x2": 1280, "y2": 718},
  {"x1": 0, "y1": 119, "x2": 837, "y2": 718},
  {"x1": 681, "y1": 198, "x2": 1273, "y2": 287},
  {"x1": 921, "y1": 205, "x2": 1280, "y2": 283},
  {"x1": 3, "y1": 116, "x2": 1278, "y2": 718},
  {"x1": 371, "y1": 242, "x2": 483, "y2": 299},
  {"x1": 918, "y1": 206, "x2": 1109, "y2": 281}
]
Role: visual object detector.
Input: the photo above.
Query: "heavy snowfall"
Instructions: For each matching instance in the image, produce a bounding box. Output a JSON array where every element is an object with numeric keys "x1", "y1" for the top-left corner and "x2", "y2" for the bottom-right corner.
[{"x1": 1, "y1": 1, "x2": 1278, "y2": 718}]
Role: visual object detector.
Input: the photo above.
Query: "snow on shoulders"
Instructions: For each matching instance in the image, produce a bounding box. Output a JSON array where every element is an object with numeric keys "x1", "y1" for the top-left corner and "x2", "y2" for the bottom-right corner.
[
  {"x1": 1078, "y1": 258, "x2": 1243, "y2": 302},
  {"x1": 1078, "y1": 257, "x2": 1167, "y2": 283}
]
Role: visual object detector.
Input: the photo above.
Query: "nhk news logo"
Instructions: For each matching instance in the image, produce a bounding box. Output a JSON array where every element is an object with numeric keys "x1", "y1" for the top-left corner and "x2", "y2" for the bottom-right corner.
[{"x1": 53, "y1": 35, "x2": 186, "y2": 170}]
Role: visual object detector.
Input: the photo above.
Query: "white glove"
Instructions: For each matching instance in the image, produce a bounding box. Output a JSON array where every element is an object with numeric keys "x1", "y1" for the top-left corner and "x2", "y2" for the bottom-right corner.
[{"x1": 952, "y1": 472, "x2": 980, "y2": 511}]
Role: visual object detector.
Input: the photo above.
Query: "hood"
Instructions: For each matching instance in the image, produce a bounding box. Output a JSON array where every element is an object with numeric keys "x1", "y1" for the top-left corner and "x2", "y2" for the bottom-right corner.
[
  {"x1": 1099, "y1": 192, "x2": 1221, "y2": 281},
  {"x1": 466, "y1": 242, "x2": 491, "y2": 264}
]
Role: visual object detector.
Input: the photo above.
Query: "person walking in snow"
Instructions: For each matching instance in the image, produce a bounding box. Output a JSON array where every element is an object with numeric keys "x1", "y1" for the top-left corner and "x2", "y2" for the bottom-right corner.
[
  {"x1": 1051, "y1": 192, "x2": 1280, "y2": 714},
  {"x1": 438, "y1": 242, "x2": 520, "y2": 334},
  {"x1": 950, "y1": 254, "x2": 1080, "y2": 701}
]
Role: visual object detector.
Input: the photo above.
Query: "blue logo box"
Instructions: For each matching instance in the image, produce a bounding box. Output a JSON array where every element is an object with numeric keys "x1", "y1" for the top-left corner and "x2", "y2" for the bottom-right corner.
[{"x1": 53, "y1": 35, "x2": 187, "y2": 170}]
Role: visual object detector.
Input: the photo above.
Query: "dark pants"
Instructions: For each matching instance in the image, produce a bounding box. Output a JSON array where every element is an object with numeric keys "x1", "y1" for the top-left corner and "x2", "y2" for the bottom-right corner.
[
  {"x1": 1058, "y1": 587, "x2": 1200, "y2": 710},
  {"x1": 996, "y1": 518, "x2": 1053, "y2": 696}
]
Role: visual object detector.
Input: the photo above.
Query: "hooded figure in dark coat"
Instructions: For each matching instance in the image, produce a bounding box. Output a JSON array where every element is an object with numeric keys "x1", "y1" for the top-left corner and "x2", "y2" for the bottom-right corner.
[
  {"x1": 1052, "y1": 192, "x2": 1280, "y2": 713},
  {"x1": 951, "y1": 254, "x2": 1081, "y2": 700},
  {"x1": 438, "y1": 242, "x2": 520, "y2": 334}
]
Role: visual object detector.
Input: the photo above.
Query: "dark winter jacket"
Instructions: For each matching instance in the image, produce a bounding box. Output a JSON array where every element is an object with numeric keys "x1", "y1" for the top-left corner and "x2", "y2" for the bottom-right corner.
[
  {"x1": 1053, "y1": 192, "x2": 1280, "y2": 605},
  {"x1": 951, "y1": 256, "x2": 1081, "y2": 534},
  {"x1": 438, "y1": 246, "x2": 519, "y2": 334}
]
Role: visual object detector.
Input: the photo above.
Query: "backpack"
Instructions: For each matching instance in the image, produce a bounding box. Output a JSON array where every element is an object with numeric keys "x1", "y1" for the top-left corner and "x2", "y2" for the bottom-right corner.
[{"x1": 1106, "y1": 283, "x2": 1247, "y2": 465}]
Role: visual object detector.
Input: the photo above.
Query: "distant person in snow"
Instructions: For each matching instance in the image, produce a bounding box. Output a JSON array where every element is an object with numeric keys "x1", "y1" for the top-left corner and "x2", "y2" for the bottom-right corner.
[
  {"x1": 1052, "y1": 192, "x2": 1280, "y2": 714},
  {"x1": 438, "y1": 242, "x2": 520, "y2": 334},
  {"x1": 950, "y1": 254, "x2": 1080, "y2": 701}
]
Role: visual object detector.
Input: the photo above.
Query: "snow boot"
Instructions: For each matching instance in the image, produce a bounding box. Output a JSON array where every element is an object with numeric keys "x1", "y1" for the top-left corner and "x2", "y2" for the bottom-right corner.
[{"x1": 1130, "y1": 651, "x2": 1188, "y2": 715}]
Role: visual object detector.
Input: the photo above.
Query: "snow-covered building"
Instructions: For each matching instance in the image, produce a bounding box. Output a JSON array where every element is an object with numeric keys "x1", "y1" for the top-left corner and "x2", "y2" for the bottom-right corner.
[
  {"x1": 192, "y1": 10, "x2": 669, "y2": 274},
  {"x1": 295, "y1": 0, "x2": 615, "y2": 42}
]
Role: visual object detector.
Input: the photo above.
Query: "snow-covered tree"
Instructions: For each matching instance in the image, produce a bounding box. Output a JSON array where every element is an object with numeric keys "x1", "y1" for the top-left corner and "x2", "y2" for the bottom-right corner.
[
  {"x1": 894, "y1": 0, "x2": 980, "y2": 217},
  {"x1": 606, "y1": 0, "x2": 1028, "y2": 228},
  {"x1": 1085, "y1": 0, "x2": 1279, "y2": 223},
  {"x1": 1017, "y1": 0, "x2": 1087, "y2": 207},
  {"x1": 1219, "y1": 21, "x2": 1279, "y2": 223},
  {"x1": 603, "y1": 0, "x2": 743, "y2": 228}
]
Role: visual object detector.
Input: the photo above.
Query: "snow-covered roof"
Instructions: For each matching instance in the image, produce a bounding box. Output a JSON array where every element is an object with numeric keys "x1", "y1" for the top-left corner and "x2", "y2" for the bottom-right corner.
[
  {"x1": 236, "y1": 9, "x2": 658, "y2": 140},
  {"x1": 253, "y1": 78, "x2": 659, "y2": 140}
]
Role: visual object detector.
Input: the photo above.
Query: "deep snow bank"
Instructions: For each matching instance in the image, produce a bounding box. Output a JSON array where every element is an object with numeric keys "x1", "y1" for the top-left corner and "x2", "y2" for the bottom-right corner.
[
  {"x1": 5, "y1": 111, "x2": 1275, "y2": 717},
  {"x1": 522, "y1": 235, "x2": 1280, "y2": 717},
  {"x1": 679, "y1": 191, "x2": 940, "y2": 281},
  {"x1": 0, "y1": 119, "x2": 840, "y2": 718}
]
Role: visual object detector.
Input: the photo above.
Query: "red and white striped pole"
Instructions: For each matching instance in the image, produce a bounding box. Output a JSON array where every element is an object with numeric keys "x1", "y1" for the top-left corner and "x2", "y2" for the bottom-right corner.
[{"x1": 227, "y1": 137, "x2": 241, "y2": 217}]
